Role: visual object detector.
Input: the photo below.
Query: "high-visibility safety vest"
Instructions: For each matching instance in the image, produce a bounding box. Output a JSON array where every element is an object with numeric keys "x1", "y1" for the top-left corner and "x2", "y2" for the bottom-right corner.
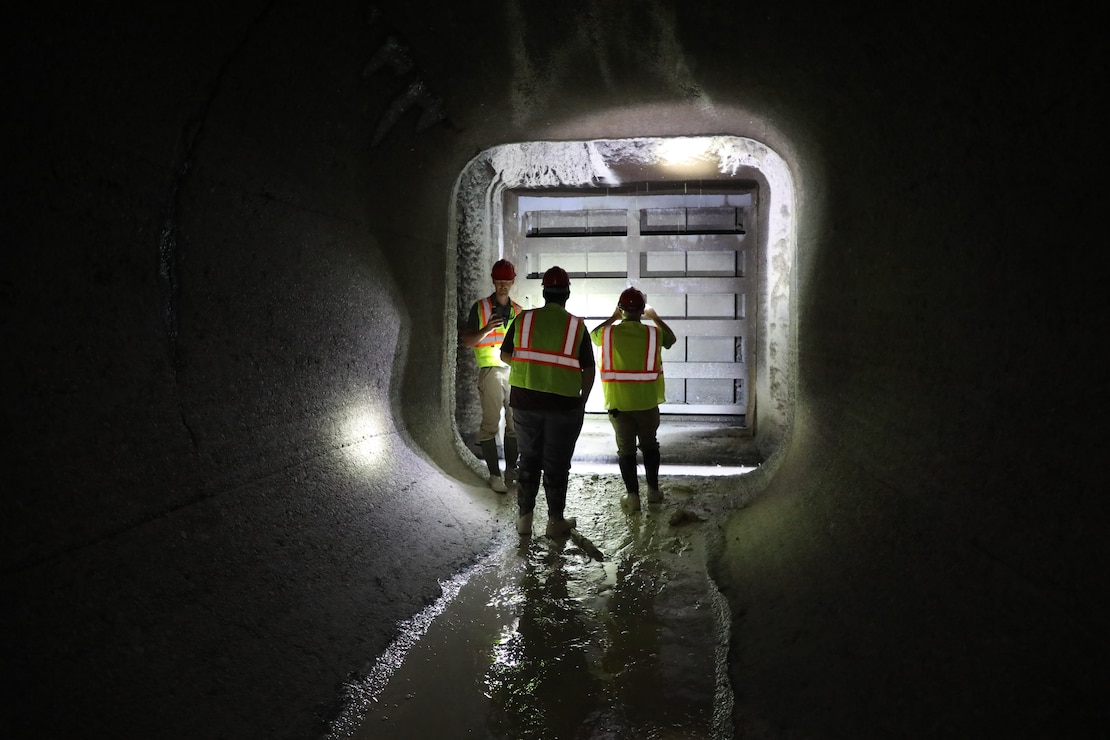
[
  {"x1": 473, "y1": 296, "x2": 522, "y2": 367},
  {"x1": 507, "y1": 304, "x2": 585, "y2": 398},
  {"x1": 593, "y1": 322, "x2": 666, "y2": 411}
]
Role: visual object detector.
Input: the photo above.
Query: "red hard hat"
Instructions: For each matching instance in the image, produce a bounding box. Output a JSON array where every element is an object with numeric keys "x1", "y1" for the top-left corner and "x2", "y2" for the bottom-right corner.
[
  {"x1": 491, "y1": 259, "x2": 516, "y2": 280},
  {"x1": 618, "y1": 287, "x2": 646, "y2": 312},
  {"x1": 541, "y1": 266, "x2": 571, "y2": 288}
]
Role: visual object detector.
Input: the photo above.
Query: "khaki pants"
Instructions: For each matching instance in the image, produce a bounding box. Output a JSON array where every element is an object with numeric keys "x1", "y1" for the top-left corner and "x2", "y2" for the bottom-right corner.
[
  {"x1": 607, "y1": 407, "x2": 660, "y2": 457},
  {"x1": 477, "y1": 365, "x2": 514, "y2": 442}
]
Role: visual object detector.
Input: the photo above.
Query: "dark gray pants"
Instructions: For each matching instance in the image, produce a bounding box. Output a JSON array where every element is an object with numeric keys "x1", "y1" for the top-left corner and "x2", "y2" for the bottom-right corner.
[
  {"x1": 609, "y1": 407, "x2": 662, "y2": 493},
  {"x1": 512, "y1": 406, "x2": 584, "y2": 517},
  {"x1": 607, "y1": 406, "x2": 660, "y2": 457}
]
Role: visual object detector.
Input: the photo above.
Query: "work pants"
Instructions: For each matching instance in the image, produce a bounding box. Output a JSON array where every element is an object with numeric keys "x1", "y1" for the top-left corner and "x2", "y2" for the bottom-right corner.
[
  {"x1": 512, "y1": 406, "x2": 584, "y2": 518},
  {"x1": 607, "y1": 407, "x2": 660, "y2": 457},
  {"x1": 477, "y1": 366, "x2": 514, "y2": 441},
  {"x1": 609, "y1": 407, "x2": 661, "y2": 493}
]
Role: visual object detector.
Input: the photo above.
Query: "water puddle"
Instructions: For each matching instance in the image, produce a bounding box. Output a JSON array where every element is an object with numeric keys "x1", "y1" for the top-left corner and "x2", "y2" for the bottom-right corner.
[{"x1": 326, "y1": 473, "x2": 736, "y2": 739}]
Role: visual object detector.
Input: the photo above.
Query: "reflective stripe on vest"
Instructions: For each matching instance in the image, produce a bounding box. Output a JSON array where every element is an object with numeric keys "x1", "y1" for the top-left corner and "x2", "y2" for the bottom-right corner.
[
  {"x1": 508, "y1": 305, "x2": 585, "y2": 398},
  {"x1": 513, "y1": 311, "x2": 582, "y2": 370},
  {"x1": 599, "y1": 324, "x2": 661, "y2": 382}
]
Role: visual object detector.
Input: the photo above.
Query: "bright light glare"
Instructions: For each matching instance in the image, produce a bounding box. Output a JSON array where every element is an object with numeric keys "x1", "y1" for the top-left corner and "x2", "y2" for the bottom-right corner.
[
  {"x1": 338, "y1": 406, "x2": 389, "y2": 468},
  {"x1": 656, "y1": 137, "x2": 712, "y2": 168}
]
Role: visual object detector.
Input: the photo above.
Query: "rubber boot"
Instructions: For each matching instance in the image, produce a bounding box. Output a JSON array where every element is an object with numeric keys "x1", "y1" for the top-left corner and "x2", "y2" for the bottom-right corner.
[
  {"x1": 503, "y1": 435, "x2": 519, "y2": 481},
  {"x1": 618, "y1": 455, "x2": 641, "y2": 512},
  {"x1": 544, "y1": 482, "x2": 567, "y2": 519},
  {"x1": 644, "y1": 448, "x2": 663, "y2": 503},
  {"x1": 617, "y1": 455, "x2": 640, "y2": 495},
  {"x1": 543, "y1": 485, "x2": 576, "y2": 537},
  {"x1": 517, "y1": 469, "x2": 540, "y2": 516},
  {"x1": 545, "y1": 514, "x2": 576, "y2": 538},
  {"x1": 516, "y1": 471, "x2": 539, "y2": 536},
  {"x1": 480, "y1": 438, "x2": 501, "y2": 477},
  {"x1": 481, "y1": 438, "x2": 507, "y2": 492}
]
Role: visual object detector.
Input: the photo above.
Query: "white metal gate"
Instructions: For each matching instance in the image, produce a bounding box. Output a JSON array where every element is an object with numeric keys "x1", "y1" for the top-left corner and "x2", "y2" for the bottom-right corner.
[{"x1": 502, "y1": 184, "x2": 755, "y2": 419}]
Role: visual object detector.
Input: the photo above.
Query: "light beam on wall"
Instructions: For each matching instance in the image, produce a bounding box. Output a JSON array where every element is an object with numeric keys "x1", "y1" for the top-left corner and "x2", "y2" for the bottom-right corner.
[
  {"x1": 338, "y1": 405, "x2": 389, "y2": 469},
  {"x1": 655, "y1": 137, "x2": 715, "y2": 175}
]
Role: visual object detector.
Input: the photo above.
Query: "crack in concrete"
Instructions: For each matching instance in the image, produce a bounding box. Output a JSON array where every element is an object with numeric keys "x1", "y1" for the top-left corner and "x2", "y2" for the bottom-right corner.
[{"x1": 156, "y1": 1, "x2": 279, "y2": 449}]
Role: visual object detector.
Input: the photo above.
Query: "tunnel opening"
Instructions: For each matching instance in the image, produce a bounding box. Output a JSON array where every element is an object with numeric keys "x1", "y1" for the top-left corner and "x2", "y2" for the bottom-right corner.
[{"x1": 448, "y1": 136, "x2": 795, "y2": 475}]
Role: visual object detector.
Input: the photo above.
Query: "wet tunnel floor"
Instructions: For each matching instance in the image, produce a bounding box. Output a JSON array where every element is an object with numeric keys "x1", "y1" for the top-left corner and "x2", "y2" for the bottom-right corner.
[{"x1": 326, "y1": 470, "x2": 742, "y2": 740}]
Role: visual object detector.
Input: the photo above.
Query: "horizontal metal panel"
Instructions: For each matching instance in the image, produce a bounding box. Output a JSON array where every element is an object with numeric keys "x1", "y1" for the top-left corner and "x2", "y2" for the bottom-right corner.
[
  {"x1": 636, "y1": 234, "x2": 747, "y2": 251},
  {"x1": 522, "y1": 274, "x2": 747, "y2": 292},
  {"x1": 661, "y1": 362, "x2": 744, "y2": 379},
  {"x1": 659, "y1": 403, "x2": 746, "y2": 415},
  {"x1": 664, "y1": 319, "x2": 747, "y2": 336},
  {"x1": 525, "y1": 209, "x2": 628, "y2": 236},
  {"x1": 634, "y1": 277, "x2": 747, "y2": 293},
  {"x1": 523, "y1": 240, "x2": 627, "y2": 255},
  {"x1": 640, "y1": 206, "x2": 746, "y2": 235}
]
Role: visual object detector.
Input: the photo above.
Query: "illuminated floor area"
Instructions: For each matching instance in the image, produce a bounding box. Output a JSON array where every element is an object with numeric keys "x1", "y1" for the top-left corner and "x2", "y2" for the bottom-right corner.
[
  {"x1": 326, "y1": 469, "x2": 755, "y2": 739},
  {"x1": 465, "y1": 414, "x2": 760, "y2": 477},
  {"x1": 576, "y1": 413, "x2": 758, "y2": 467},
  {"x1": 571, "y1": 460, "x2": 756, "y2": 477}
]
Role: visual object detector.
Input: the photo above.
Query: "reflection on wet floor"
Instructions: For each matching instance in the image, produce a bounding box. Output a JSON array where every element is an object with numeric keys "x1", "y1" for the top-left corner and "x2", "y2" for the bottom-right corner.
[{"x1": 326, "y1": 471, "x2": 738, "y2": 739}]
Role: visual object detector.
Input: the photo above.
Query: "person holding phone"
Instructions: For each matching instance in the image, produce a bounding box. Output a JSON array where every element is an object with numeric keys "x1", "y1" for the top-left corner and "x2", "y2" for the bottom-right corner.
[{"x1": 461, "y1": 259, "x2": 522, "y2": 493}]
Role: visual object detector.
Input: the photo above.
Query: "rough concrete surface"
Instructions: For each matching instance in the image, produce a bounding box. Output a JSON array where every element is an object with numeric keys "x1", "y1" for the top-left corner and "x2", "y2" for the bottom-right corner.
[{"x1": 3, "y1": 2, "x2": 1108, "y2": 739}]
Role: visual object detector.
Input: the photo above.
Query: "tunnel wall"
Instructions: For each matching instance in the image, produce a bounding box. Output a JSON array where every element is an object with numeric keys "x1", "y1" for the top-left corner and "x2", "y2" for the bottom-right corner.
[
  {"x1": 4, "y1": 2, "x2": 1106, "y2": 738},
  {"x1": 4, "y1": 3, "x2": 502, "y2": 738}
]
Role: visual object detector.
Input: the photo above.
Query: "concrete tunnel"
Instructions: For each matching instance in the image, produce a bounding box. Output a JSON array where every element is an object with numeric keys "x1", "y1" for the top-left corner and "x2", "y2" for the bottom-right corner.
[{"x1": 3, "y1": 2, "x2": 1107, "y2": 738}]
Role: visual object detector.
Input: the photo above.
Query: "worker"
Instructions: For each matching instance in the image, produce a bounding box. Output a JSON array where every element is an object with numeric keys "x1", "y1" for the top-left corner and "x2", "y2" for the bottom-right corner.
[
  {"x1": 499, "y1": 266, "x2": 595, "y2": 537},
  {"x1": 590, "y1": 287, "x2": 676, "y2": 512},
  {"x1": 460, "y1": 259, "x2": 522, "y2": 493}
]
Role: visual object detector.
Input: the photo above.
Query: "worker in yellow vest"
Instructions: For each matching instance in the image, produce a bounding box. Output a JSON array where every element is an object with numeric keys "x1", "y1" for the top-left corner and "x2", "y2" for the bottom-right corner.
[
  {"x1": 461, "y1": 259, "x2": 523, "y2": 493},
  {"x1": 590, "y1": 287, "x2": 677, "y2": 512},
  {"x1": 500, "y1": 266, "x2": 596, "y2": 537}
]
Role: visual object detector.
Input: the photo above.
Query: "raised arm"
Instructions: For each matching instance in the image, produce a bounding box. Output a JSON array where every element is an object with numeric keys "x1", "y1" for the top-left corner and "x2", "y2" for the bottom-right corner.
[
  {"x1": 590, "y1": 305, "x2": 623, "y2": 335},
  {"x1": 643, "y1": 305, "x2": 677, "y2": 347}
]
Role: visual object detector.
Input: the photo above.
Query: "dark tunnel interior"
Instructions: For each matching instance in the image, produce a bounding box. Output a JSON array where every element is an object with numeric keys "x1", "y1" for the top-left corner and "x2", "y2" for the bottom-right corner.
[{"x1": 3, "y1": 2, "x2": 1107, "y2": 738}]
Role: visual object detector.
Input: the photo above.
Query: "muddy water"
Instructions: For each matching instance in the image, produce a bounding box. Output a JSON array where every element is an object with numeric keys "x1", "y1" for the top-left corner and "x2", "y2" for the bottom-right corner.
[{"x1": 327, "y1": 472, "x2": 739, "y2": 740}]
